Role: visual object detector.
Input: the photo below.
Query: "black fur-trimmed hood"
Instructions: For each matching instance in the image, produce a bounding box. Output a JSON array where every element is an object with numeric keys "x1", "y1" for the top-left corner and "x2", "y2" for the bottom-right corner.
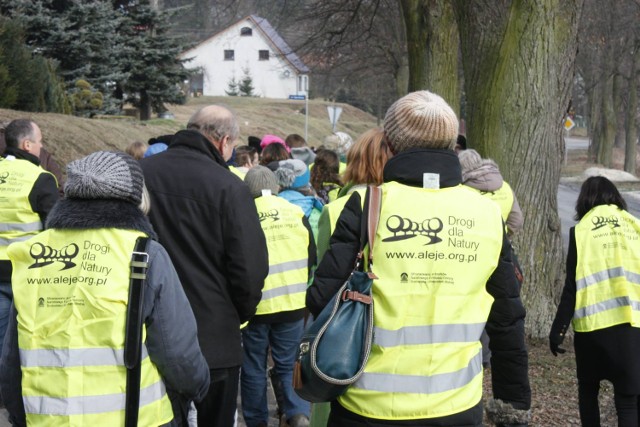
[{"x1": 46, "y1": 198, "x2": 157, "y2": 239}]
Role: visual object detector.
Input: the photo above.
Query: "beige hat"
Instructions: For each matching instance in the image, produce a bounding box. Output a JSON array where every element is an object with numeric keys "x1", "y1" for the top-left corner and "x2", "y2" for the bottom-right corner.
[
  {"x1": 383, "y1": 91, "x2": 459, "y2": 153},
  {"x1": 244, "y1": 165, "x2": 279, "y2": 198}
]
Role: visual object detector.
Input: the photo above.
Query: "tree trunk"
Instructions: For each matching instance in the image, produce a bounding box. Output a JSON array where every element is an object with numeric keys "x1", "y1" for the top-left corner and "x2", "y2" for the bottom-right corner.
[
  {"x1": 597, "y1": 70, "x2": 616, "y2": 167},
  {"x1": 139, "y1": 90, "x2": 152, "y2": 121},
  {"x1": 400, "y1": 0, "x2": 460, "y2": 112},
  {"x1": 625, "y1": 46, "x2": 639, "y2": 174},
  {"x1": 455, "y1": 0, "x2": 583, "y2": 337}
]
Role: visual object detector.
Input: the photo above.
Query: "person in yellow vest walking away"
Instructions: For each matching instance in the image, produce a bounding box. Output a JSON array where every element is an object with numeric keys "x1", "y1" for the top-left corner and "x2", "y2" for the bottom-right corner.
[
  {"x1": 242, "y1": 166, "x2": 316, "y2": 427},
  {"x1": 550, "y1": 176, "x2": 640, "y2": 426},
  {"x1": 0, "y1": 151, "x2": 210, "y2": 426},
  {"x1": 307, "y1": 91, "x2": 530, "y2": 427},
  {"x1": 0, "y1": 119, "x2": 59, "y2": 411}
]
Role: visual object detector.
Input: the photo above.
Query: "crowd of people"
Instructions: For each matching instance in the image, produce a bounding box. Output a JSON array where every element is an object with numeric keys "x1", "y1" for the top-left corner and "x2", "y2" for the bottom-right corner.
[{"x1": 0, "y1": 89, "x2": 638, "y2": 427}]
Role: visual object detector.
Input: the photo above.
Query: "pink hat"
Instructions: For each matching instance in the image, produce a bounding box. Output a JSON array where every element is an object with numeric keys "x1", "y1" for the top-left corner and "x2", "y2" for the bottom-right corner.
[{"x1": 260, "y1": 134, "x2": 290, "y2": 153}]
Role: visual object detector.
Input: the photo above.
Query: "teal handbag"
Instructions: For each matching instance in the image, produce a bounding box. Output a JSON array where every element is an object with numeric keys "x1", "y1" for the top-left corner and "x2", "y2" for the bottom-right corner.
[{"x1": 293, "y1": 186, "x2": 381, "y2": 403}]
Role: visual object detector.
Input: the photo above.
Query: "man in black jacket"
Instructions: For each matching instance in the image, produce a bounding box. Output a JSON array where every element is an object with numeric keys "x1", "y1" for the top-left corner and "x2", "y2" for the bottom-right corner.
[{"x1": 141, "y1": 105, "x2": 269, "y2": 426}]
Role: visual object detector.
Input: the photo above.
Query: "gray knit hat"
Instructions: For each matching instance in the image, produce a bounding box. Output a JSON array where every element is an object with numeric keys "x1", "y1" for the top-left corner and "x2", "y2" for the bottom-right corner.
[
  {"x1": 64, "y1": 151, "x2": 144, "y2": 205},
  {"x1": 458, "y1": 149, "x2": 483, "y2": 176},
  {"x1": 383, "y1": 91, "x2": 459, "y2": 153},
  {"x1": 245, "y1": 165, "x2": 279, "y2": 198}
]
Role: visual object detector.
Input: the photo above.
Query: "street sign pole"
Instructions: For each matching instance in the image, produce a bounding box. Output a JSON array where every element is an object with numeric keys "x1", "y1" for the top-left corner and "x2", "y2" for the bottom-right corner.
[{"x1": 305, "y1": 94, "x2": 308, "y2": 143}]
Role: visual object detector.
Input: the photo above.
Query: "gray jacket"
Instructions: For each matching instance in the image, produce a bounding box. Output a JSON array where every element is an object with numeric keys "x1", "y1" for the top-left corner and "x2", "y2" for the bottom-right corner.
[{"x1": 0, "y1": 199, "x2": 209, "y2": 427}]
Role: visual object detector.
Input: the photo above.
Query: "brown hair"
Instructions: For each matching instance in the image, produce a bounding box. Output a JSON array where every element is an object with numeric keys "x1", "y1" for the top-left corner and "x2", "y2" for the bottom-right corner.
[
  {"x1": 259, "y1": 142, "x2": 290, "y2": 165},
  {"x1": 125, "y1": 141, "x2": 148, "y2": 160},
  {"x1": 235, "y1": 145, "x2": 257, "y2": 167},
  {"x1": 310, "y1": 149, "x2": 341, "y2": 192},
  {"x1": 285, "y1": 133, "x2": 306, "y2": 148},
  {"x1": 575, "y1": 176, "x2": 627, "y2": 220},
  {"x1": 343, "y1": 128, "x2": 391, "y2": 185}
]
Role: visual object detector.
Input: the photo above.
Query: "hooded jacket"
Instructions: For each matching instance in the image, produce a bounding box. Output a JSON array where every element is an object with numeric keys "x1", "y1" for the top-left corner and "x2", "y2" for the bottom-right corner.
[
  {"x1": 307, "y1": 149, "x2": 530, "y2": 426},
  {"x1": 0, "y1": 199, "x2": 210, "y2": 427},
  {"x1": 140, "y1": 130, "x2": 269, "y2": 369},
  {"x1": 461, "y1": 159, "x2": 523, "y2": 235}
]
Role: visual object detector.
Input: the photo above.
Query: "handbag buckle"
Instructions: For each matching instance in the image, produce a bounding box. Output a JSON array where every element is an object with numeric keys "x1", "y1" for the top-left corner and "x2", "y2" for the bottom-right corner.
[
  {"x1": 299, "y1": 342, "x2": 310, "y2": 355},
  {"x1": 341, "y1": 290, "x2": 373, "y2": 305}
]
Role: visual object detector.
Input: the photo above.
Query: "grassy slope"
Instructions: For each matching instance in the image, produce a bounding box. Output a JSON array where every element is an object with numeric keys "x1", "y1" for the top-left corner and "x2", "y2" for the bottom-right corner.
[{"x1": 1, "y1": 96, "x2": 379, "y2": 169}]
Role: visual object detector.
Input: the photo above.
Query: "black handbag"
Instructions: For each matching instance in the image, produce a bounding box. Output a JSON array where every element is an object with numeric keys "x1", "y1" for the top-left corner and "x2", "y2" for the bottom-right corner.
[{"x1": 293, "y1": 185, "x2": 381, "y2": 403}]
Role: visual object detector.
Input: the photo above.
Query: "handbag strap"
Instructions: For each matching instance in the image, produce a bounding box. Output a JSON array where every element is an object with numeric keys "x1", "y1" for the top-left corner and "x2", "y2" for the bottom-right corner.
[
  {"x1": 366, "y1": 185, "x2": 382, "y2": 267},
  {"x1": 124, "y1": 236, "x2": 150, "y2": 427}
]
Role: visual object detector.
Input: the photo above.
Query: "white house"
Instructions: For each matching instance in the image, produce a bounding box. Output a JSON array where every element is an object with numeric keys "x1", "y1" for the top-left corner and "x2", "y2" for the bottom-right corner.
[{"x1": 180, "y1": 15, "x2": 310, "y2": 99}]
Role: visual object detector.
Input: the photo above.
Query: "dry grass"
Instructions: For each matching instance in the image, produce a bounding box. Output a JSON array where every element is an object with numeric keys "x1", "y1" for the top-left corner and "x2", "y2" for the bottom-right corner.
[{"x1": 1, "y1": 96, "x2": 378, "y2": 169}]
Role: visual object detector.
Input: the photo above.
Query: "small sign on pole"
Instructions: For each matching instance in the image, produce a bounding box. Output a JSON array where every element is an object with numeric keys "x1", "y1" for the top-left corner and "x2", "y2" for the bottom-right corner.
[
  {"x1": 289, "y1": 95, "x2": 306, "y2": 100},
  {"x1": 564, "y1": 117, "x2": 575, "y2": 131},
  {"x1": 327, "y1": 105, "x2": 342, "y2": 132}
]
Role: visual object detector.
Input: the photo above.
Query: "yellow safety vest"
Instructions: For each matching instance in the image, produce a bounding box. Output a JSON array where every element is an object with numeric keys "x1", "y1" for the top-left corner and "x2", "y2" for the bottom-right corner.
[
  {"x1": 255, "y1": 196, "x2": 309, "y2": 315},
  {"x1": 573, "y1": 204, "x2": 640, "y2": 332},
  {"x1": 466, "y1": 181, "x2": 514, "y2": 224},
  {"x1": 339, "y1": 182, "x2": 503, "y2": 420},
  {"x1": 229, "y1": 165, "x2": 246, "y2": 179},
  {"x1": 0, "y1": 157, "x2": 53, "y2": 261},
  {"x1": 325, "y1": 187, "x2": 366, "y2": 235},
  {"x1": 8, "y1": 228, "x2": 173, "y2": 426}
]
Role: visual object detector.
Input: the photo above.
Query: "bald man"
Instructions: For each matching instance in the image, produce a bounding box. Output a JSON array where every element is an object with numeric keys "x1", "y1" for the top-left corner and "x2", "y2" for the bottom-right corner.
[{"x1": 140, "y1": 105, "x2": 268, "y2": 426}]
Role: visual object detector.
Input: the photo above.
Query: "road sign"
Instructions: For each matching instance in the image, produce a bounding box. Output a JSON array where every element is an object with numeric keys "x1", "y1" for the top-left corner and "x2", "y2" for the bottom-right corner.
[
  {"x1": 564, "y1": 117, "x2": 575, "y2": 131},
  {"x1": 327, "y1": 106, "x2": 343, "y2": 132},
  {"x1": 289, "y1": 95, "x2": 306, "y2": 100}
]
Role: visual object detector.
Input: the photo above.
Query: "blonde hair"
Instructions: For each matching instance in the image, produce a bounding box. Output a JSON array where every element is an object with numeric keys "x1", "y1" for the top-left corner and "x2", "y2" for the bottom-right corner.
[
  {"x1": 126, "y1": 141, "x2": 148, "y2": 160},
  {"x1": 139, "y1": 183, "x2": 151, "y2": 215},
  {"x1": 343, "y1": 128, "x2": 391, "y2": 186}
]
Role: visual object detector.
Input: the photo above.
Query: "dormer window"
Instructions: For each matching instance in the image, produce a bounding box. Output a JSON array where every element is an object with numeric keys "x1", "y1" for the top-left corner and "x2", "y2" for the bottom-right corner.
[{"x1": 240, "y1": 27, "x2": 252, "y2": 36}]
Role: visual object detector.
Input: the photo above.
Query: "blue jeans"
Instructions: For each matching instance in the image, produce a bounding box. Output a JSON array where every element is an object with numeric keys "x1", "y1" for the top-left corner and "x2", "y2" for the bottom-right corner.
[
  {"x1": 0, "y1": 281, "x2": 12, "y2": 358},
  {"x1": 241, "y1": 319, "x2": 310, "y2": 426}
]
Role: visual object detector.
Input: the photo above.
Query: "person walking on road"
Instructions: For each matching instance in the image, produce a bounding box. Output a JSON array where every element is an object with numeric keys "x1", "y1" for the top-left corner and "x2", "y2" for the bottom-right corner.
[
  {"x1": 0, "y1": 119, "x2": 58, "y2": 375},
  {"x1": 241, "y1": 166, "x2": 316, "y2": 427},
  {"x1": 0, "y1": 151, "x2": 209, "y2": 426},
  {"x1": 306, "y1": 91, "x2": 531, "y2": 426},
  {"x1": 550, "y1": 176, "x2": 640, "y2": 426},
  {"x1": 140, "y1": 105, "x2": 269, "y2": 426}
]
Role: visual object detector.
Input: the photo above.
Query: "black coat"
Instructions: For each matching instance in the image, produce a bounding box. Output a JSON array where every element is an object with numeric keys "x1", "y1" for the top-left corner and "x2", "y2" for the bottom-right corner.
[
  {"x1": 550, "y1": 227, "x2": 640, "y2": 393},
  {"x1": 140, "y1": 130, "x2": 268, "y2": 369},
  {"x1": 307, "y1": 149, "x2": 531, "y2": 426}
]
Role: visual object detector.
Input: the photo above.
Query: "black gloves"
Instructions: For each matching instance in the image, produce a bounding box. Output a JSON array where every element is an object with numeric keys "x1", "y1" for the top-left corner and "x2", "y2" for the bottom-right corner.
[{"x1": 549, "y1": 333, "x2": 566, "y2": 356}]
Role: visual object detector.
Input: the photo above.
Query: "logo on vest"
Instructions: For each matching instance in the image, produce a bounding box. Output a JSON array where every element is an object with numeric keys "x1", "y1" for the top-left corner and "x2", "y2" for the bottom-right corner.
[
  {"x1": 38, "y1": 297, "x2": 45, "y2": 307},
  {"x1": 400, "y1": 272, "x2": 408, "y2": 283},
  {"x1": 259, "y1": 209, "x2": 280, "y2": 222},
  {"x1": 383, "y1": 215, "x2": 443, "y2": 244},
  {"x1": 591, "y1": 215, "x2": 620, "y2": 231},
  {"x1": 0, "y1": 171, "x2": 8, "y2": 184},
  {"x1": 28, "y1": 242, "x2": 79, "y2": 270}
]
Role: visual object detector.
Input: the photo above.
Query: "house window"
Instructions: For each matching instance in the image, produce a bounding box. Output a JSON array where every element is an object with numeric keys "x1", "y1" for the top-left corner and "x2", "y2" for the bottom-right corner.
[
  {"x1": 240, "y1": 27, "x2": 252, "y2": 36},
  {"x1": 224, "y1": 50, "x2": 234, "y2": 61},
  {"x1": 259, "y1": 50, "x2": 269, "y2": 61}
]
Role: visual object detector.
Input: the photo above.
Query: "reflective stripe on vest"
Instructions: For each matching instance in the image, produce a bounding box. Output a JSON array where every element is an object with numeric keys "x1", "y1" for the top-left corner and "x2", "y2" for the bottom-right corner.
[
  {"x1": 338, "y1": 182, "x2": 503, "y2": 420},
  {"x1": 0, "y1": 157, "x2": 49, "y2": 260},
  {"x1": 20, "y1": 345, "x2": 149, "y2": 367},
  {"x1": 354, "y1": 351, "x2": 483, "y2": 395},
  {"x1": 23, "y1": 378, "x2": 166, "y2": 416},
  {"x1": 255, "y1": 196, "x2": 309, "y2": 315},
  {"x1": 8, "y1": 228, "x2": 173, "y2": 426},
  {"x1": 573, "y1": 204, "x2": 640, "y2": 332},
  {"x1": 374, "y1": 323, "x2": 486, "y2": 347}
]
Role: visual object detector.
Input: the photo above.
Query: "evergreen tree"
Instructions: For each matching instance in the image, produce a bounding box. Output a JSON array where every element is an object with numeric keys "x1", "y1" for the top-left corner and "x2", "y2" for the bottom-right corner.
[
  {"x1": 0, "y1": 15, "x2": 68, "y2": 113},
  {"x1": 238, "y1": 67, "x2": 255, "y2": 97},
  {"x1": 118, "y1": 0, "x2": 191, "y2": 120},
  {"x1": 225, "y1": 75, "x2": 239, "y2": 96},
  {"x1": 1, "y1": 0, "x2": 124, "y2": 113}
]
